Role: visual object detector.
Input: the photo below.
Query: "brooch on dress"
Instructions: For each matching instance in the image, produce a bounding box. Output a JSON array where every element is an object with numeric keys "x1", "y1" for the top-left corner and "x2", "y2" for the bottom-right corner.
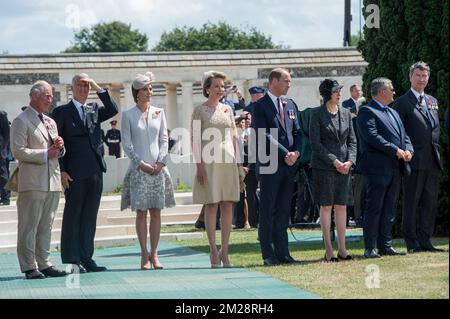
[{"x1": 152, "y1": 110, "x2": 161, "y2": 120}]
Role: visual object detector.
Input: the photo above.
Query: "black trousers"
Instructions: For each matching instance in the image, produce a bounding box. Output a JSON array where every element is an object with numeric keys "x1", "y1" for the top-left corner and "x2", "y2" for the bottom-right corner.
[
  {"x1": 61, "y1": 174, "x2": 103, "y2": 264},
  {"x1": 0, "y1": 158, "x2": 10, "y2": 203},
  {"x1": 233, "y1": 169, "x2": 259, "y2": 228},
  {"x1": 353, "y1": 173, "x2": 366, "y2": 220},
  {"x1": 258, "y1": 165, "x2": 295, "y2": 260},
  {"x1": 362, "y1": 173, "x2": 400, "y2": 251},
  {"x1": 402, "y1": 166, "x2": 440, "y2": 250},
  {"x1": 108, "y1": 144, "x2": 120, "y2": 158}
]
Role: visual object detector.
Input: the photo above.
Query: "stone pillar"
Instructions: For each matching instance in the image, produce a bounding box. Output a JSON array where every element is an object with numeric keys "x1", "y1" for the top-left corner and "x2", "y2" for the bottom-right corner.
[
  {"x1": 108, "y1": 84, "x2": 122, "y2": 122},
  {"x1": 164, "y1": 83, "x2": 178, "y2": 130},
  {"x1": 106, "y1": 84, "x2": 122, "y2": 158},
  {"x1": 179, "y1": 81, "x2": 195, "y2": 155},
  {"x1": 122, "y1": 83, "x2": 134, "y2": 111}
]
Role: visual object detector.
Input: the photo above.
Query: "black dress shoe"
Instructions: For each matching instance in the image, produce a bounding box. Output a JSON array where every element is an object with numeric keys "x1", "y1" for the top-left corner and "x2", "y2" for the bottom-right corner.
[
  {"x1": 337, "y1": 254, "x2": 353, "y2": 261},
  {"x1": 378, "y1": 247, "x2": 406, "y2": 256},
  {"x1": 324, "y1": 254, "x2": 339, "y2": 263},
  {"x1": 263, "y1": 257, "x2": 281, "y2": 266},
  {"x1": 422, "y1": 246, "x2": 445, "y2": 252},
  {"x1": 41, "y1": 266, "x2": 67, "y2": 277},
  {"x1": 364, "y1": 249, "x2": 381, "y2": 259},
  {"x1": 25, "y1": 269, "x2": 45, "y2": 280},
  {"x1": 407, "y1": 247, "x2": 423, "y2": 254},
  {"x1": 279, "y1": 255, "x2": 301, "y2": 265},
  {"x1": 70, "y1": 263, "x2": 87, "y2": 274},
  {"x1": 194, "y1": 220, "x2": 205, "y2": 230},
  {"x1": 81, "y1": 260, "x2": 107, "y2": 272}
]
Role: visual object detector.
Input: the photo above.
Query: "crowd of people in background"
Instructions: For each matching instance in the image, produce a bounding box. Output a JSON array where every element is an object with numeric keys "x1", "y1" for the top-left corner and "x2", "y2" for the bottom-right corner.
[{"x1": 1, "y1": 60, "x2": 447, "y2": 279}]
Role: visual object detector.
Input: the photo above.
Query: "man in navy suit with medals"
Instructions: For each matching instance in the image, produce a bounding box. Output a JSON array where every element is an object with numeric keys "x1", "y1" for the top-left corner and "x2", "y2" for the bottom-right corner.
[
  {"x1": 52, "y1": 73, "x2": 118, "y2": 273},
  {"x1": 252, "y1": 68, "x2": 302, "y2": 266},
  {"x1": 356, "y1": 78, "x2": 414, "y2": 258},
  {"x1": 393, "y1": 62, "x2": 444, "y2": 253}
]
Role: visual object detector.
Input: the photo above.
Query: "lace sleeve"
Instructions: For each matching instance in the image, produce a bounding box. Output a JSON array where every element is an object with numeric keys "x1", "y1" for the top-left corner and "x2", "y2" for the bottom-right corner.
[{"x1": 191, "y1": 106, "x2": 202, "y2": 164}]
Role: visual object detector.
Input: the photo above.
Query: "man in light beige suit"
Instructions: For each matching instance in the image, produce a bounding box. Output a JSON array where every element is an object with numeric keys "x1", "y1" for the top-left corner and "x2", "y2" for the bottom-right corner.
[{"x1": 9, "y1": 81, "x2": 67, "y2": 279}]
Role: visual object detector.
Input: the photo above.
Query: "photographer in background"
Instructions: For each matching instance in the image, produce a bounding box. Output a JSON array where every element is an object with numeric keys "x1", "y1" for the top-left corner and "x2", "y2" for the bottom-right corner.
[{"x1": 221, "y1": 84, "x2": 245, "y2": 115}]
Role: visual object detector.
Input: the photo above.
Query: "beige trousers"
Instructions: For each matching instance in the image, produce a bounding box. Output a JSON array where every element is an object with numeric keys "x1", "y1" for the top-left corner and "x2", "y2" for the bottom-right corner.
[{"x1": 16, "y1": 191, "x2": 60, "y2": 273}]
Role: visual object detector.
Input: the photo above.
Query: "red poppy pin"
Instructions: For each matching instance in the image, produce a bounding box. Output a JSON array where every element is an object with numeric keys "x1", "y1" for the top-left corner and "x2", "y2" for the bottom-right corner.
[
  {"x1": 152, "y1": 110, "x2": 161, "y2": 119},
  {"x1": 224, "y1": 108, "x2": 229, "y2": 113},
  {"x1": 282, "y1": 100, "x2": 288, "y2": 107}
]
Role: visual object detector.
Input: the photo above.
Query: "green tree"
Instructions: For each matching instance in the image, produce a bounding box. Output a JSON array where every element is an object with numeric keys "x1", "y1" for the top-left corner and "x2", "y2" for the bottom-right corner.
[
  {"x1": 64, "y1": 21, "x2": 148, "y2": 53},
  {"x1": 350, "y1": 31, "x2": 364, "y2": 46},
  {"x1": 358, "y1": 0, "x2": 449, "y2": 235},
  {"x1": 153, "y1": 21, "x2": 280, "y2": 51}
]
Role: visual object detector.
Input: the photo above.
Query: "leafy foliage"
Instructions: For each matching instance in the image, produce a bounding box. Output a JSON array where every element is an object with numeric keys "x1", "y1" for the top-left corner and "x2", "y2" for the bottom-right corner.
[
  {"x1": 153, "y1": 21, "x2": 280, "y2": 51},
  {"x1": 358, "y1": 0, "x2": 449, "y2": 235},
  {"x1": 65, "y1": 21, "x2": 148, "y2": 53}
]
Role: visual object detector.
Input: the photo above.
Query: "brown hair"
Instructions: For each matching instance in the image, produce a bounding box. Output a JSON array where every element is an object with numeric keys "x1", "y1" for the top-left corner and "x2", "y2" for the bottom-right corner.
[
  {"x1": 202, "y1": 71, "x2": 227, "y2": 98},
  {"x1": 131, "y1": 84, "x2": 152, "y2": 103},
  {"x1": 409, "y1": 61, "x2": 430, "y2": 78},
  {"x1": 268, "y1": 68, "x2": 289, "y2": 84}
]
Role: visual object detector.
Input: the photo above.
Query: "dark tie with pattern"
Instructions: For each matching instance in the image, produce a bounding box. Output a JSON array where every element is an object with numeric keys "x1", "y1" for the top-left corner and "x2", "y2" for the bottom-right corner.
[
  {"x1": 38, "y1": 113, "x2": 44, "y2": 124},
  {"x1": 419, "y1": 95, "x2": 433, "y2": 125},
  {"x1": 81, "y1": 105, "x2": 87, "y2": 126}
]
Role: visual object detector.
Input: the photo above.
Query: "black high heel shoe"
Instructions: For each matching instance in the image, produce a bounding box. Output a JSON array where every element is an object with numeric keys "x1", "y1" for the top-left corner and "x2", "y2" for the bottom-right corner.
[
  {"x1": 324, "y1": 254, "x2": 339, "y2": 263},
  {"x1": 337, "y1": 253, "x2": 353, "y2": 261}
]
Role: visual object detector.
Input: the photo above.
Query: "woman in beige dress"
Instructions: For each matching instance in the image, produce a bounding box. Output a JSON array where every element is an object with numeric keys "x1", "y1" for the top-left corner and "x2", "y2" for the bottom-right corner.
[
  {"x1": 191, "y1": 71, "x2": 240, "y2": 268},
  {"x1": 121, "y1": 72, "x2": 176, "y2": 270}
]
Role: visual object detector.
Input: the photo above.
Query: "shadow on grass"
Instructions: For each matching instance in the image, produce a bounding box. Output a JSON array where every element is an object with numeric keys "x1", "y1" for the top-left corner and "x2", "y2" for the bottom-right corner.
[{"x1": 176, "y1": 236, "x2": 449, "y2": 267}]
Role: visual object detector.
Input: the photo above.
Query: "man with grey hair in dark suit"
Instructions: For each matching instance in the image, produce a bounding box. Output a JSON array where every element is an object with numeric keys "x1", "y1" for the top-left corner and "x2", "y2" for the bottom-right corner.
[
  {"x1": 393, "y1": 62, "x2": 444, "y2": 253},
  {"x1": 356, "y1": 77, "x2": 414, "y2": 258},
  {"x1": 52, "y1": 73, "x2": 118, "y2": 273}
]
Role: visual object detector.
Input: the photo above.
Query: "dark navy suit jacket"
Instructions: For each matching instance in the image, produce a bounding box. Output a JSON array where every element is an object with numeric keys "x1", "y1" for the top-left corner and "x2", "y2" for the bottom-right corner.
[
  {"x1": 342, "y1": 98, "x2": 357, "y2": 114},
  {"x1": 356, "y1": 99, "x2": 413, "y2": 175},
  {"x1": 51, "y1": 90, "x2": 118, "y2": 179},
  {"x1": 252, "y1": 93, "x2": 302, "y2": 169}
]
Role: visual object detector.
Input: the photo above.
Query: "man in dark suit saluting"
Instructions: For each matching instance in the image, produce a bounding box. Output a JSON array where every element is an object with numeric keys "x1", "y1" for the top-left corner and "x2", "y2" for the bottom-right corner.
[
  {"x1": 253, "y1": 68, "x2": 302, "y2": 266},
  {"x1": 52, "y1": 73, "x2": 118, "y2": 272},
  {"x1": 356, "y1": 77, "x2": 414, "y2": 258},
  {"x1": 393, "y1": 62, "x2": 443, "y2": 253}
]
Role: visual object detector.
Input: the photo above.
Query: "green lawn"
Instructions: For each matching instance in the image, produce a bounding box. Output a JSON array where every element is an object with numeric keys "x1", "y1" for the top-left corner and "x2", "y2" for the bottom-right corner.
[{"x1": 165, "y1": 226, "x2": 449, "y2": 299}]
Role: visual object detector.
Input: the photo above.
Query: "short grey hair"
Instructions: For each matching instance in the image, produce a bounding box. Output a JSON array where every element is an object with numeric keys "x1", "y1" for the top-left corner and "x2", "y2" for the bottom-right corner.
[
  {"x1": 29, "y1": 80, "x2": 51, "y2": 98},
  {"x1": 409, "y1": 61, "x2": 430, "y2": 78},
  {"x1": 71, "y1": 73, "x2": 89, "y2": 86},
  {"x1": 371, "y1": 77, "x2": 392, "y2": 97}
]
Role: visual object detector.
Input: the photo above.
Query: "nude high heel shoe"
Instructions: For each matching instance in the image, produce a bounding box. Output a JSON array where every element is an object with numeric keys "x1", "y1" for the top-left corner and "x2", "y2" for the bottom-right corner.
[
  {"x1": 149, "y1": 256, "x2": 164, "y2": 270},
  {"x1": 219, "y1": 249, "x2": 232, "y2": 268},
  {"x1": 141, "y1": 254, "x2": 151, "y2": 270},
  {"x1": 210, "y1": 251, "x2": 221, "y2": 268}
]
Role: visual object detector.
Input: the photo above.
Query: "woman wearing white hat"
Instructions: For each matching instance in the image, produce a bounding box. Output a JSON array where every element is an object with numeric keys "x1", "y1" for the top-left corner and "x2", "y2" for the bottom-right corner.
[{"x1": 120, "y1": 72, "x2": 176, "y2": 270}]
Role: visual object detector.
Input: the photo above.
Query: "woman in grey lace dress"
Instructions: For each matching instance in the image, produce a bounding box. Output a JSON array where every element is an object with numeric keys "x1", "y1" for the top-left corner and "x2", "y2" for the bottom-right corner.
[{"x1": 121, "y1": 72, "x2": 176, "y2": 270}]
